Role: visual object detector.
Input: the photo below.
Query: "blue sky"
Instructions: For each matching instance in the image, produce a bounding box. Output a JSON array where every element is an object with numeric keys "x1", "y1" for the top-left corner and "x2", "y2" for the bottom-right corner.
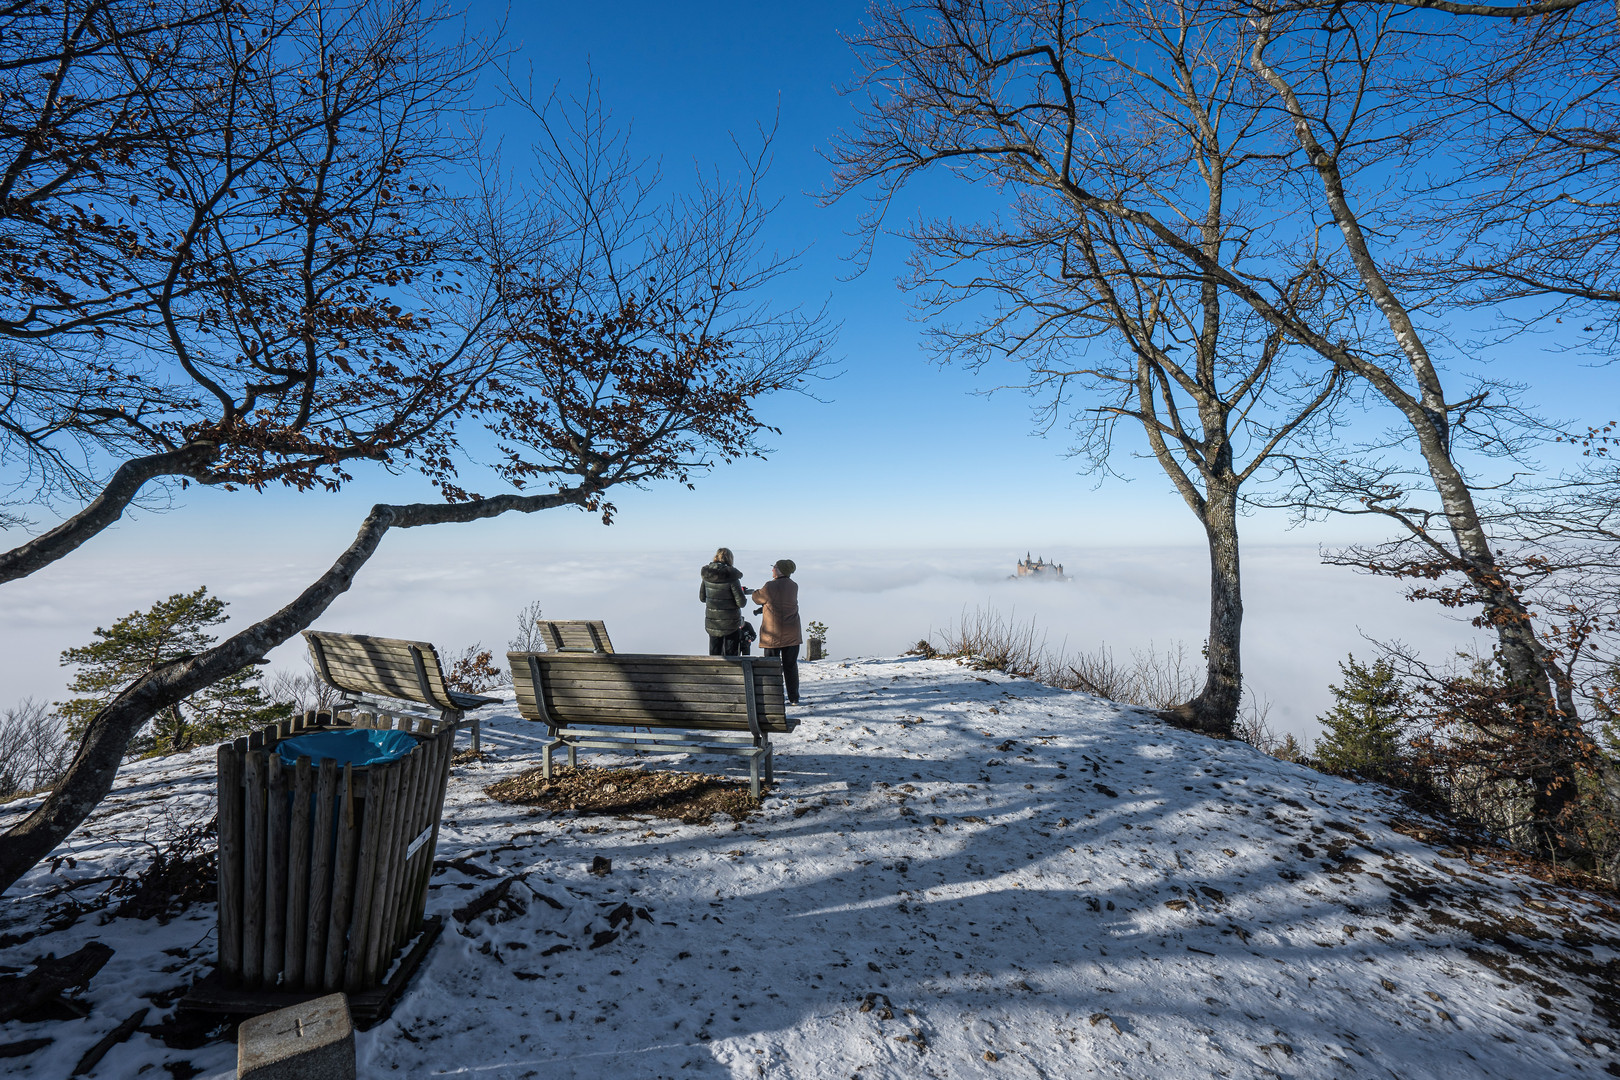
[
  {"x1": 90, "y1": 0, "x2": 1611, "y2": 558},
  {"x1": 480, "y1": 0, "x2": 1235, "y2": 551},
  {"x1": 487, "y1": 0, "x2": 1204, "y2": 554},
  {"x1": 90, "y1": 0, "x2": 1233, "y2": 555}
]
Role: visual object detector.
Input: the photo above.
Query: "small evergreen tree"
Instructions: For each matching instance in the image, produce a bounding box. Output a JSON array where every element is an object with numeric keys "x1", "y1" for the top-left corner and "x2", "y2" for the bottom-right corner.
[
  {"x1": 1315, "y1": 654, "x2": 1409, "y2": 781},
  {"x1": 56, "y1": 588, "x2": 289, "y2": 755},
  {"x1": 1274, "y1": 732, "x2": 1308, "y2": 764}
]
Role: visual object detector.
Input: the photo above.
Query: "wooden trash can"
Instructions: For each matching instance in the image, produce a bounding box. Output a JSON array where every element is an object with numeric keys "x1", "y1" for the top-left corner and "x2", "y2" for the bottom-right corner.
[{"x1": 214, "y1": 710, "x2": 456, "y2": 996}]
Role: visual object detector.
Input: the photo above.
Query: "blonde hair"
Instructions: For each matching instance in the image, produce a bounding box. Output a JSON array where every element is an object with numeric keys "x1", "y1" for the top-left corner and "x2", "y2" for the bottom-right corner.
[{"x1": 713, "y1": 547, "x2": 734, "y2": 566}]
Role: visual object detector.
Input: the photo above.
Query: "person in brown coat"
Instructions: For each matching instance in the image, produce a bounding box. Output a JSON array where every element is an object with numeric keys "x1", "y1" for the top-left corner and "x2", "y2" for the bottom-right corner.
[{"x1": 752, "y1": 558, "x2": 802, "y2": 704}]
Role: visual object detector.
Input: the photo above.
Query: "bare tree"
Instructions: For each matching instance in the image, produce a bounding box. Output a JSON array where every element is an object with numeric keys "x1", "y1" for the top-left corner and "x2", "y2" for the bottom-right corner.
[
  {"x1": 0, "y1": 82, "x2": 831, "y2": 893},
  {"x1": 0, "y1": 699, "x2": 72, "y2": 800},
  {"x1": 443, "y1": 644, "x2": 506, "y2": 693},
  {"x1": 1233, "y1": 0, "x2": 1597, "y2": 850},
  {"x1": 0, "y1": 0, "x2": 225, "y2": 340},
  {"x1": 0, "y1": 0, "x2": 504, "y2": 581},
  {"x1": 262, "y1": 663, "x2": 342, "y2": 715},
  {"x1": 510, "y1": 78, "x2": 830, "y2": 414},
  {"x1": 1339, "y1": 0, "x2": 1620, "y2": 343},
  {"x1": 0, "y1": 282, "x2": 826, "y2": 892},
  {"x1": 508, "y1": 599, "x2": 547, "y2": 653},
  {"x1": 831, "y1": 0, "x2": 1345, "y2": 734},
  {"x1": 1379, "y1": 0, "x2": 1620, "y2": 870}
]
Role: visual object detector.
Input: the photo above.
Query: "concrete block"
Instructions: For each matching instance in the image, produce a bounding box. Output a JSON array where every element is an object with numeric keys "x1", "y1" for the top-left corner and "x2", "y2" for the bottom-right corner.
[{"x1": 238, "y1": 993, "x2": 356, "y2": 1080}]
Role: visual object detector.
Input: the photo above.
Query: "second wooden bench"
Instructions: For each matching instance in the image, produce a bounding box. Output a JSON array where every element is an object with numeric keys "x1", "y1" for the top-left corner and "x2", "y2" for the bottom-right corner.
[
  {"x1": 304, "y1": 631, "x2": 499, "y2": 752},
  {"x1": 533, "y1": 620, "x2": 614, "y2": 653}
]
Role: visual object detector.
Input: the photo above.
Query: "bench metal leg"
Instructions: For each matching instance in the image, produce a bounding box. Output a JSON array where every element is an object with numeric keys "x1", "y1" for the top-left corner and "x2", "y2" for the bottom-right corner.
[
  {"x1": 764, "y1": 744, "x2": 774, "y2": 785},
  {"x1": 543, "y1": 740, "x2": 555, "y2": 779},
  {"x1": 470, "y1": 716, "x2": 481, "y2": 754},
  {"x1": 749, "y1": 754, "x2": 761, "y2": 801},
  {"x1": 567, "y1": 743, "x2": 577, "y2": 769}
]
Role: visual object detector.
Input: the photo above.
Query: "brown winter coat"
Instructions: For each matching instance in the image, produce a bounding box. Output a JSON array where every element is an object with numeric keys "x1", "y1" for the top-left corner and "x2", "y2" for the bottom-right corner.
[{"x1": 751, "y1": 577, "x2": 802, "y2": 649}]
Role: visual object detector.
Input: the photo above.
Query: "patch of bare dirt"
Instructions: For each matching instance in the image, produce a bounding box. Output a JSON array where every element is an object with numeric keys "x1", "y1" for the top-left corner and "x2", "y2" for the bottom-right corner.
[
  {"x1": 484, "y1": 765, "x2": 764, "y2": 824},
  {"x1": 1389, "y1": 816, "x2": 1620, "y2": 906},
  {"x1": 1381, "y1": 817, "x2": 1620, "y2": 1032}
]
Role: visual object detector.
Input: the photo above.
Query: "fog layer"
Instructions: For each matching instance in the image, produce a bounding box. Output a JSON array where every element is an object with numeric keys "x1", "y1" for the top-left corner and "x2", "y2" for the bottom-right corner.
[{"x1": 0, "y1": 545, "x2": 1481, "y2": 743}]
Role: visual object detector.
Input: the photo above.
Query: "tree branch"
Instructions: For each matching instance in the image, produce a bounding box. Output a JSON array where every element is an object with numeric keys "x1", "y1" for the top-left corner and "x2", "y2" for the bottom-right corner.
[{"x1": 0, "y1": 442, "x2": 218, "y2": 584}]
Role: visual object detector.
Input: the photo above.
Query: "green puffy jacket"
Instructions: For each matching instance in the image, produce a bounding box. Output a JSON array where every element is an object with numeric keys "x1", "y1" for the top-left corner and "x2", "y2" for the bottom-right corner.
[{"x1": 699, "y1": 561, "x2": 746, "y2": 636}]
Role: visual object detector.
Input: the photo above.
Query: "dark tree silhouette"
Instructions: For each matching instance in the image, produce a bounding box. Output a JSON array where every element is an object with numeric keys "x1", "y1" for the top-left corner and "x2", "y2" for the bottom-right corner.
[{"x1": 0, "y1": 0, "x2": 500, "y2": 580}]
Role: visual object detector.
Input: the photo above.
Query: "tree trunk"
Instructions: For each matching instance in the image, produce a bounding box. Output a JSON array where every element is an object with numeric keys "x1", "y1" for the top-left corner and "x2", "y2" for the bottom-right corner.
[
  {"x1": 1417, "y1": 453, "x2": 1579, "y2": 845},
  {"x1": 0, "y1": 488, "x2": 582, "y2": 895},
  {"x1": 1162, "y1": 482, "x2": 1243, "y2": 737}
]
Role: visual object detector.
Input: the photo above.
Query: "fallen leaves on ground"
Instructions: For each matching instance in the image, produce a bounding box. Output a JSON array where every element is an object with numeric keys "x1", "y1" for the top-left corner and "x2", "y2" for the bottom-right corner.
[{"x1": 483, "y1": 764, "x2": 763, "y2": 824}]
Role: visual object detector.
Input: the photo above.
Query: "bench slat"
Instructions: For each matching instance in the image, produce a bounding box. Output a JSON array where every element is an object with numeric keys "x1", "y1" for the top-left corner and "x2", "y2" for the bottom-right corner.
[
  {"x1": 511, "y1": 649, "x2": 787, "y2": 797},
  {"x1": 315, "y1": 654, "x2": 428, "y2": 685},
  {"x1": 322, "y1": 671, "x2": 437, "y2": 705},
  {"x1": 534, "y1": 672, "x2": 782, "y2": 689},
  {"x1": 557, "y1": 738, "x2": 768, "y2": 756},
  {"x1": 311, "y1": 645, "x2": 436, "y2": 682},
  {"x1": 546, "y1": 716, "x2": 793, "y2": 733},
  {"x1": 533, "y1": 662, "x2": 761, "y2": 674},
  {"x1": 311, "y1": 635, "x2": 438, "y2": 663},
  {"x1": 530, "y1": 677, "x2": 787, "y2": 705},
  {"x1": 537, "y1": 683, "x2": 784, "y2": 709},
  {"x1": 314, "y1": 643, "x2": 448, "y2": 689},
  {"x1": 321, "y1": 659, "x2": 427, "y2": 689},
  {"x1": 541, "y1": 697, "x2": 785, "y2": 718},
  {"x1": 526, "y1": 653, "x2": 781, "y2": 670},
  {"x1": 558, "y1": 726, "x2": 760, "y2": 742},
  {"x1": 544, "y1": 701, "x2": 762, "y2": 719},
  {"x1": 531, "y1": 667, "x2": 782, "y2": 686},
  {"x1": 540, "y1": 694, "x2": 789, "y2": 718},
  {"x1": 535, "y1": 676, "x2": 786, "y2": 696}
]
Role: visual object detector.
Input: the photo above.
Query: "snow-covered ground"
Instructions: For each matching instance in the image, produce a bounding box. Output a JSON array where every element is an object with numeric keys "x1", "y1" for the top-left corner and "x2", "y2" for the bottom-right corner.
[{"x1": 2, "y1": 657, "x2": 1616, "y2": 1079}]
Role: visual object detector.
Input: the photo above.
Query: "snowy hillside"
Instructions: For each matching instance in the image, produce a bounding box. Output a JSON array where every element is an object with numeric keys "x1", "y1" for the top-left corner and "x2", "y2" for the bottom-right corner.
[{"x1": 1, "y1": 656, "x2": 1617, "y2": 1079}]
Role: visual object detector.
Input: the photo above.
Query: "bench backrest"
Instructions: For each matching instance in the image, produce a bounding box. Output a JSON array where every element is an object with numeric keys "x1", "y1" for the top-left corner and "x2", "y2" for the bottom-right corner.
[
  {"x1": 304, "y1": 631, "x2": 458, "y2": 712},
  {"x1": 534, "y1": 620, "x2": 615, "y2": 653},
  {"x1": 507, "y1": 652, "x2": 795, "y2": 734}
]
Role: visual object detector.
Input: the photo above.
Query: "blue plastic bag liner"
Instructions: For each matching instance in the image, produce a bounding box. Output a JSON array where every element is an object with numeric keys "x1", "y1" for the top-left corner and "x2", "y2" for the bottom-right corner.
[{"x1": 276, "y1": 728, "x2": 418, "y2": 769}]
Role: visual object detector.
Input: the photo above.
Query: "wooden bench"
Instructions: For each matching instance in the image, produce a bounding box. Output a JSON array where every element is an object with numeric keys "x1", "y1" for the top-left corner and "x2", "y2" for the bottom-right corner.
[
  {"x1": 534, "y1": 620, "x2": 615, "y2": 653},
  {"x1": 506, "y1": 652, "x2": 796, "y2": 798},
  {"x1": 304, "y1": 631, "x2": 500, "y2": 752}
]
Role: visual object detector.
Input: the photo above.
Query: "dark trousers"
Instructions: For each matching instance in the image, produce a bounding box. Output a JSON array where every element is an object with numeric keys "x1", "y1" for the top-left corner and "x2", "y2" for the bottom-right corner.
[
  {"x1": 764, "y1": 644, "x2": 800, "y2": 703},
  {"x1": 709, "y1": 631, "x2": 743, "y2": 656}
]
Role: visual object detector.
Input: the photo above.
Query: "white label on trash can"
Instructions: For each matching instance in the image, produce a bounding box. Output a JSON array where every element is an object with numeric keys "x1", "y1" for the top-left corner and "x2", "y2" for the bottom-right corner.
[{"x1": 405, "y1": 825, "x2": 434, "y2": 860}]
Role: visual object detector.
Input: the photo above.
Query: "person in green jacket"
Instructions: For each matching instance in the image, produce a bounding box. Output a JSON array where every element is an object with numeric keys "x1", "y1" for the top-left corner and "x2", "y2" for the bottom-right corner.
[{"x1": 699, "y1": 547, "x2": 747, "y2": 655}]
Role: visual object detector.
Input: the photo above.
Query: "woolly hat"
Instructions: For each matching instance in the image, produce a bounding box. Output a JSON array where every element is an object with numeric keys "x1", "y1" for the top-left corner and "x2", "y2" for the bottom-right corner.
[{"x1": 774, "y1": 558, "x2": 796, "y2": 576}]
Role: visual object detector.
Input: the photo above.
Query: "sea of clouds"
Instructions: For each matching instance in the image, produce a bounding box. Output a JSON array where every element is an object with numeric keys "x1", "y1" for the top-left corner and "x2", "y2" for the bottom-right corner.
[{"x1": 0, "y1": 542, "x2": 1484, "y2": 744}]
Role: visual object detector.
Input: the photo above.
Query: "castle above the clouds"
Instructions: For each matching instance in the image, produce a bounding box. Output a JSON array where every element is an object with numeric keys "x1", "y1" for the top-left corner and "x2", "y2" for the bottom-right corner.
[{"x1": 1012, "y1": 552, "x2": 1067, "y2": 581}]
